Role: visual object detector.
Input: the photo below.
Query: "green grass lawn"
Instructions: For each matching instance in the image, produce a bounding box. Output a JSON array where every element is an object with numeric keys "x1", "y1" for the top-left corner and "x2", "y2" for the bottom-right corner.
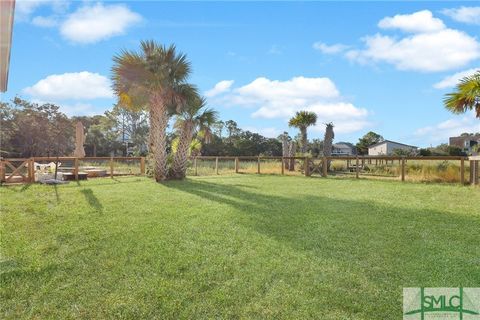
[{"x1": 1, "y1": 175, "x2": 479, "y2": 319}]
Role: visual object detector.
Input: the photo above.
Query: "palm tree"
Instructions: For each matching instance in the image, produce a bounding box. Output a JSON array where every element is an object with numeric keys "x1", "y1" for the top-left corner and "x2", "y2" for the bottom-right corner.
[
  {"x1": 172, "y1": 95, "x2": 218, "y2": 179},
  {"x1": 323, "y1": 122, "x2": 334, "y2": 170},
  {"x1": 288, "y1": 111, "x2": 317, "y2": 153},
  {"x1": 111, "y1": 40, "x2": 195, "y2": 181},
  {"x1": 444, "y1": 70, "x2": 480, "y2": 118}
]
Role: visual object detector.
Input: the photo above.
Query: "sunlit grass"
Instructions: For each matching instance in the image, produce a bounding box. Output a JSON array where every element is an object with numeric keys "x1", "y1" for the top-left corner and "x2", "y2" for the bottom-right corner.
[{"x1": 1, "y1": 175, "x2": 478, "y2": 319}]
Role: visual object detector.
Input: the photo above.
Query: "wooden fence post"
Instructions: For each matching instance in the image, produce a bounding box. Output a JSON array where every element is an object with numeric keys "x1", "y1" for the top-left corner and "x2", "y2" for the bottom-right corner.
[
  {"x1": 476, "y1": 161, "x2": 480, "y2": 186},
  {"x1": 110, "y1": 157, "x2": 114, "y2": 178},
  {"x1": 355, "y1": 156, "x2": 359, "y2": 179},
  {"x1": 401, "y1": 157, "x2": 405, "y2": 182},
  {"x1": 281, "y1": 157, "x2": 284, "y2": 175},
  {"x1": 29, "y1": 158, "x2": 34, "y2": 182},
  {"x1": 74, "y1": 158, "x2": 79, "y2": 181},
  {"x1": 468, "y1": 160, "x2": 474, "y2": 185},
  {"x1": 471, "y1": 160, "x2": 479, "y2": 186},
  {"x1": 304, "y1": 157, "x2": 309, "y2": 177},
  {"x1": 257, "y1": 156, "x2": 260, "y2": 174},
  {"x1": 322, "y1": 157, "x2": 328, "y2": 177},
  {"x1": 140, "y1": 157, "x2": 145, "y2": 175},
  {"x1": 235, "y1": 157, "x2": 239, "y2": 173},
  {"x1": 194, "y1": 157, "x2": 198, "y2": 176},
  {"x1": 215, "y1": 157, "x2": 219, "y2": 175},
  {"x1": 0, "y1": 159, "x2": 5, "y2": 182},
  {"x1": 460, "y1": 158, "x2": 464, "y2": 185}
]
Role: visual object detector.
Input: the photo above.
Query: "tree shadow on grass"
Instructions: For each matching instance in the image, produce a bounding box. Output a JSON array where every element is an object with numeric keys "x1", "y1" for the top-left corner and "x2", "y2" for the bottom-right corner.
[
  {"x1": 164, "y1": 178, "x2": 480, "y2": 317},
  {"x1": 80, "y1": 188, "x2": 103, "y2": 213},
  {"x1": 165, "y1": 179, "x2": 479, "y2": 285}
]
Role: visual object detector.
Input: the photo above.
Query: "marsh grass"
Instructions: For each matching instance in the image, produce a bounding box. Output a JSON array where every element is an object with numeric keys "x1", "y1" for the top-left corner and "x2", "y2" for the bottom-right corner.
[{"x1": 186, "y1": 159, "x2": 470, "y2": 183}]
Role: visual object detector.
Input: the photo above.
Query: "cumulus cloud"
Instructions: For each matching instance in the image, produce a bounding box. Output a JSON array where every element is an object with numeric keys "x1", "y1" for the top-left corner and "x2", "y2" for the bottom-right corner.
[
  {"x1": 313, "y1": 42, "x2": 349, "y2": 54},
  {"x1": 207, "y1": 76, "x2": 371, "y2": 134},
  {"x1": 346, "y1": 10, "x2": 480, "y2": 72},
  {"x1": 442, "y1": 6, "x2": 480, "y2": 25},
  {"x1": 378, "y1": 10, "x2": 445, "y2": 33},
  {"x1": 414, "y1": 113, "x2": 480, "y2": 145},
  {"x1": 205, "y1": 80, "x2": 234, "y2": 97},
  {"x1": 23, "y1": 71, "x2": 113, "y2": 100},
  {"x1": 433, "y1": 68, "x2": 479, "y2": 89},
  {"x1": 60, "y1": 3, "x2": 142, "y2": 44}
]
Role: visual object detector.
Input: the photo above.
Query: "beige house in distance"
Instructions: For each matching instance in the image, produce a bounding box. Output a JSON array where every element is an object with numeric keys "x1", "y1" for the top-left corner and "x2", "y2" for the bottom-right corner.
[{"x1": 368, "y1": 140, "x2": 417, "y2": 156}]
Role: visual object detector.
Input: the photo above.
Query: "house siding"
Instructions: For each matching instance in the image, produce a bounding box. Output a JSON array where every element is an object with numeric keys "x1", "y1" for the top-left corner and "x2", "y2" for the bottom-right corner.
[{"x1": 368, "y1": 141, "x2": 417, "y2": 155}]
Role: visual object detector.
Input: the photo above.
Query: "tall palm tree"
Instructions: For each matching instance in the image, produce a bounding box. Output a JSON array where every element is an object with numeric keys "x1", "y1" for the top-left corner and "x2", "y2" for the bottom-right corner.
[
  {"x1": 111, "y1": 40, "x2": 195, "y2": 181},
  {"x1": 288, "y1": 111, "x2": 317, "y2": 153},
  {"x1": 323, "y1": 122, "x2": 334, "y2": 170},
  {"x1": 172, "y1": 95, "x2": 218, "y2": 179},
  {"x1": 444, "y1": 70, "x2": 480, "y2": 118}
]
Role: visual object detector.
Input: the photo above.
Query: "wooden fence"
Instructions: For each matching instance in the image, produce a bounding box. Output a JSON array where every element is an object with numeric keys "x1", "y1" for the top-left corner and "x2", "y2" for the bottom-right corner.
[
  {"x1": 0, "y1": 157, "x2": 145, "y2": 184},
  {"x1": 1, "y1": 155, "x2": 478, "y2": 186},
  {"x1": 190, "y1": 155, "x2": 479, "y2": 186}
]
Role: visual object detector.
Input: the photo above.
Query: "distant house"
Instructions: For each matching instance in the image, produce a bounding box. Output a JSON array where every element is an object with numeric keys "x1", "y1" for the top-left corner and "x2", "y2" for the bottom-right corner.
[
  {"x1": 449, "y1": 135, "x2": 480, "y2": 153},
  {"x1": 368, "y1": 140, "x2": 418, "y2": 156},
  {"x1": 332, "y1": 142, "x2": 356, "y2": 156}
]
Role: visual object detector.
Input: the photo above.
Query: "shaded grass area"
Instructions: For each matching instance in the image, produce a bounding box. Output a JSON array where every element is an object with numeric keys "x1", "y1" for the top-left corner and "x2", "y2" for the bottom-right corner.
[{"x1": 1, "y1": 175, "x2": 479, "y2": 319}]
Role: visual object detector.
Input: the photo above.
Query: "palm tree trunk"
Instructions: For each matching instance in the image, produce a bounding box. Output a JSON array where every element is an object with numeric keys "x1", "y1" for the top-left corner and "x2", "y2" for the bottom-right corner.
[
  {"x1": 172, "y1": 122, "x2": 194, "y2": 179},
  {"x1": 149, "y1": 93, "x2": 169, "y2": 182},
  {"x1": 323, "y1": 124, "x2": 334, "y2": 171},
  {"x1": 301, "y1": 127, "x2": 307, "y2": 154},
  {"x1": 288, "y1": 141, "x2": 296, "y2": 171}
]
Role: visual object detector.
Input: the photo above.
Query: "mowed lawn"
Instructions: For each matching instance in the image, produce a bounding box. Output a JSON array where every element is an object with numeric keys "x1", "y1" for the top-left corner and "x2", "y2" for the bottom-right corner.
[{"x1": 1, "y1": 175, "x2": 479, "y2": 319}]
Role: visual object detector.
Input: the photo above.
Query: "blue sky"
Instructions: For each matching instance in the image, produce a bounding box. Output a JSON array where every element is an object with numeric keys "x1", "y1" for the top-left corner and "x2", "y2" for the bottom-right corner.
[{"x1": 3, "y1": 1, "x2": 480, "y2": 147}]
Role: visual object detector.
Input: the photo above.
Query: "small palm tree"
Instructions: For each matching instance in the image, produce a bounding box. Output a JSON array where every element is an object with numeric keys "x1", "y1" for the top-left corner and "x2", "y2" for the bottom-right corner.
[
  {"x1": 288, "y1": 111, "x2": 317, "y2": 153},
  {"x1": 444, "y1": 70, "x2": 480, "y2": 118},
  {"x1": 172, "y1": 95, "x2": 218, "y2": 178},
  {"x1": 111, "y1": 40, "x2": 195, "y2": 181}
]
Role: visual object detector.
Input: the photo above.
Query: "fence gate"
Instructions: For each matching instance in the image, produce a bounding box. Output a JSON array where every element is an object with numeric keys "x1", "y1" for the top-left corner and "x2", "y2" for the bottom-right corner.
[{"x1": 0, "y1": 159, "x2": 34, "y2": 183}]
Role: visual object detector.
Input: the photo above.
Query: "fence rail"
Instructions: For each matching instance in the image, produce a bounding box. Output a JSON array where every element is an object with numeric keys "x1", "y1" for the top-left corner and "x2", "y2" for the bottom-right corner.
[
  {"x1": 188, "y1": 155, "x2": 479, "y2": 186},
  {"x1": 1, "y1": 157, "x2": 145, "y2": 184}
]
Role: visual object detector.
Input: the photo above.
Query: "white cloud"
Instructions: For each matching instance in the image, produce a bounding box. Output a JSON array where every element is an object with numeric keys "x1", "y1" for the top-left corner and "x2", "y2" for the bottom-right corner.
[
  {"x1": 16, "y1": 0, "x2": 50, "y2": 19},
  {"x1": 313, "y1": 42, "x2": 349, "y2": 54},
  {"x1": 23, "y1": 71, "x2": 113, "y2": 100},
  {"x1": 267, "y1": 45, "x2": 282, "y2": 55},
  {"x1": 433, "y1": 68, "x2": 480, "y2": 89},
  {"x1": 31, "y1": 15, "x2": 59, "y2": 27},
  {"x1": 414, "y1": 113, "x2": 480, "y2": 145},
  {"x1": 347, "y1": 29, "x2": 480, "y2": 72},
  {"x1": 207, "y1": 76, "x2": 370, "y2": 134},
  {"x1": 60, "y1": 3, "x2": 142, "y2": 44},
  {"x1": 347, "y1": 10, "x2": 480, "y2": 72},
  {"x1": 59, "y1": 103, "x2": 99, "y2": 117},
  {"x1": 378, "y1": 10, "x2": 445, "y2": 33},
  {"x1": 243, "y1": 127, "x2": 281, "y2": 138},
  {"x1": 442, "y1": 6, "x2": 480, "y2": 25},
  {"x1": 16, "y1": 0, "x2": 68, "y2": 21},
  {"x1": 205, "y1": 80, "x2": 234, "y2": 97}
]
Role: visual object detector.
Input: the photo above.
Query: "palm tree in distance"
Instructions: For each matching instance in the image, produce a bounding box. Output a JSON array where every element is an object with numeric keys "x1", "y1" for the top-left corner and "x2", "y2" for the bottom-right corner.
[
  {"x1": 111, "y1": 40, "x2": 196, "y2": 181},
  {"x1": 172, "y1": 95, "x2": 218, "y2": 179},
  {"x1": 444, "y1": 70, "x2": 480, "y2": 118},
  {"x1": 288, "y1": 111, "x2": 317, "y2": 154}
]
